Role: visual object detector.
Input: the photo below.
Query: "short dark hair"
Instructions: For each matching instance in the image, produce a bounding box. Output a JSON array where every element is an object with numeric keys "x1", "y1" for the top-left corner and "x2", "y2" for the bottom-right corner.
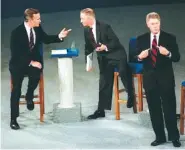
[{"x1": 24, "y1": 8, "x2": 40, "y2": 22}]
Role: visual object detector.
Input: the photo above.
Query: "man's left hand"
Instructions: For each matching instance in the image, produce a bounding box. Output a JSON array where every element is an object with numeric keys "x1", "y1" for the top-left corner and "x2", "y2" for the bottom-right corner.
[
  {"x1": 96, "y1": 44, "x2": 107, "y2": 51},
  {"x1": 158, "y1": 46, "x2": 170, "y2": 56},
  {"x1": 59, "y1": 28, "x2": 72, "y2": 39}
]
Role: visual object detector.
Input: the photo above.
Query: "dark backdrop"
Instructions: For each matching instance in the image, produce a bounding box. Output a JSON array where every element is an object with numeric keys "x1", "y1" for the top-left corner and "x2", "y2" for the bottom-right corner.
[{"x1": 2, "y1": 0, "x2": 185, "y2": 19}]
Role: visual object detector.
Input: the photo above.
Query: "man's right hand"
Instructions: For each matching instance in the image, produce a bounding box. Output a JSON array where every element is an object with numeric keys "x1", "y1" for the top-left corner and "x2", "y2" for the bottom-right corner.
[
  {"x1": 59, "y1": 28, "x2": 72, "y2": 39},
  {"x1": 138, "y1": 49, "x2": 150, "y2": 60},
  {"x1": 86, "y1": 67, "x2": 93, "y2": 72},
  {"x1": 30, "y1": 61, "x2": 42, "y2": 69}
]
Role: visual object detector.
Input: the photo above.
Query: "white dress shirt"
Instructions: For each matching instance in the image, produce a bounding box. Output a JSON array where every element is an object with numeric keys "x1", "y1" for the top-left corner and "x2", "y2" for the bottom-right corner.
[{"x1": 24, "y1": 22, "x2": 36, "y2": 44}]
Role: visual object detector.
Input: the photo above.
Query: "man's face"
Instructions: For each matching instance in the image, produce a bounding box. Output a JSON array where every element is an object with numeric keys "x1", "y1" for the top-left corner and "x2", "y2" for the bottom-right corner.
[
  {"x1": 80, "y1": 13, "x2": 92, "y2": 27},
  {"x1": 147, "y1": 18, "x2": 160, "y2": 34},
  {"x1": 29, "y1": 13, "x2": 41, "y2": 27}
]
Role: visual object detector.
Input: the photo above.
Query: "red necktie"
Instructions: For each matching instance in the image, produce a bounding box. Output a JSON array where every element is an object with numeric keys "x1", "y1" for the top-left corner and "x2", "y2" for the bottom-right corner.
[{"x1": 151, "y1": 35, "x2": 158, "y2": 67}]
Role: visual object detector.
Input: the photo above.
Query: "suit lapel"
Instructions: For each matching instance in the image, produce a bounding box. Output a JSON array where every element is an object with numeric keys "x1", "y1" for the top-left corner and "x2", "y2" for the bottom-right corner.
[
  {"x1": 96, "y1": 21, "x2": 100, "y2": 44},
  {"x1": 34, "y1": 27, "x2": 38, "y2": 45},
  {"x1": 146, "y1": 32, "x2": 150, "y2": 49},
  {"x1": 156, "y1": 30, "x2": 165, "y2": 62},
  {"x1": 86, "y1": 27, "x2": 92, "y2": 44},
  {"x1": 21, "y1": 23, "x2": 30, "y2": 49},
  {"x1": 158, "y1": 30, "x2": 164, "y2": 47},
  {"x1": 145, "y1": 32, "x2": 153, "y2": 66}
]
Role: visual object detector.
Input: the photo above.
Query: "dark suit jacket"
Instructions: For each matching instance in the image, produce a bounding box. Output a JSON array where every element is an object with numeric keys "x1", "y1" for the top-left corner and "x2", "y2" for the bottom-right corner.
[
  {"x1": 136, "y1": 31, "x2": 180, "y2": 91},
  {"x1": 84, "y1": 20, "x2": 127, "y2": 61},
  {"x1": 9, "y1": 23, "x2": 62, "y2": 71}
]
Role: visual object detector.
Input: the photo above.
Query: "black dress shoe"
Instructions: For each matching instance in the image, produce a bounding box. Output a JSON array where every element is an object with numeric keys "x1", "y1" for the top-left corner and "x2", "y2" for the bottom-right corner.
[
  {"x1": 27, "y1": 100, "x2": 34, "y2": 110},
  {"x1": 127, "y1": 101, "x2": 133, "y2": 108},
  {"x1": 10, "y1": 119, "x2": 20, "y2": 130},
  {"x1": 151, "y1": 139, "x2": 166, "y2": 146},
  {"x1": 87, "y1": 110, "x2": 105, "y2": 119},
  {"x1": 127, "y1": 96, "x2": 134, "y2": 108},
  {"x1": 176, "y1": 114, "x2": 180, "y2": 119},
  {"x1": 172, "y1": 140, "x2": 181, "y2": 147}
]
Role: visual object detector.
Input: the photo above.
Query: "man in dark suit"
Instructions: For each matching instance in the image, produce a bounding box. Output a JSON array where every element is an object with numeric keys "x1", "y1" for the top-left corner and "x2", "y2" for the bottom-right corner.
[
  {"x1": 80, "y1": 8, "x2": 135, "y2": 119},
  {"x1": 137, "y1": 12, "x2": 181, "y2": 147},
  {"x1": 9, "y1": 8, "x2": 71, "y2": 130}
]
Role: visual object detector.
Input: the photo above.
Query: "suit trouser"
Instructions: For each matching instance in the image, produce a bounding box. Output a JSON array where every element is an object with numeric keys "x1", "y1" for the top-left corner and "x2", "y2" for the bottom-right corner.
[
  {"x1": 145, "y1": 85, "x2": 180, "y2": 141},
  {"x1": 97, "y1": 56, "x2": 134, "y2": 110},
  {"x1": 10, "y1": 66, "x2": 41, "y2": 119}
]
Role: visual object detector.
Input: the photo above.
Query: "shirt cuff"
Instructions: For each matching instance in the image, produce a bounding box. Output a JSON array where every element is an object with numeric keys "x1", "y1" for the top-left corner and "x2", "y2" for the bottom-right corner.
[
  {"x1": 105, "y1": 45, "x2": 108, "y2": 51},
  {"x1": 137, "y1": 55, "x2": 142, "y2": 61},
  {"x1": 167, "y1": 52, "x2": 172, "y2": 58},
  {"x1": 29, "y1": 61, "x2": 32, "y2": 66},
  {"x1": 58, "y1": 34, "x2": 63, "y2": 41}
]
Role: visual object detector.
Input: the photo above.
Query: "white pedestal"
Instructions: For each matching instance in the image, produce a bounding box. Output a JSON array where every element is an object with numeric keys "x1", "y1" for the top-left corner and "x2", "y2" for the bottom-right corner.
[
  {"x1": 51, "y1": 48, "x2": 82, "y2": 123},
  {"x1": 57, "y1": 58, "x2": 75, "y2": 108}
]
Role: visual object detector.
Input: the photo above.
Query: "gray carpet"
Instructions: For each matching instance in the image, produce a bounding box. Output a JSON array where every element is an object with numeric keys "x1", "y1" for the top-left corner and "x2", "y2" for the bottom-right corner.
[{"x1": 1, "y1": 3, "x2": 185, "y2": 149}]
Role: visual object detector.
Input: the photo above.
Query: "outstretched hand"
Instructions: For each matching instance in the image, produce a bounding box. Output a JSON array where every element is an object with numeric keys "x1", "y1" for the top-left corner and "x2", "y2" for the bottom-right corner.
[{"x1": 59, "y1": 28, "x2": 72, "y2": 38}]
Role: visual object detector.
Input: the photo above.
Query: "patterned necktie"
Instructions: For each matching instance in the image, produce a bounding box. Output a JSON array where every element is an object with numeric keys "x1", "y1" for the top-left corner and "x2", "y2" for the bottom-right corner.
[
  {"x1": 151, "y1": 35, "x2": 158, "y2": 67},
  {"x1": 89, "y1": 28, "x2": 100, "y2": 48},
  {"x1": 29, "y1": 28, "x2": 34, "y2": 51}
]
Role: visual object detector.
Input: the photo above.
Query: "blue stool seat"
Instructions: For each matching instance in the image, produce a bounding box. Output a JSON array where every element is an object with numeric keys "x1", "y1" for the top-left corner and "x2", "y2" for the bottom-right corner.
[
  {"x1": 114, "y1": 63, "x2": 143, "y2": 74},
  {"x1": 128, "y1": 63, "x2": 143, "y2": 74},
  {"x1": 182, "y1": 81, "x2": 185, "y2": 87}
]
